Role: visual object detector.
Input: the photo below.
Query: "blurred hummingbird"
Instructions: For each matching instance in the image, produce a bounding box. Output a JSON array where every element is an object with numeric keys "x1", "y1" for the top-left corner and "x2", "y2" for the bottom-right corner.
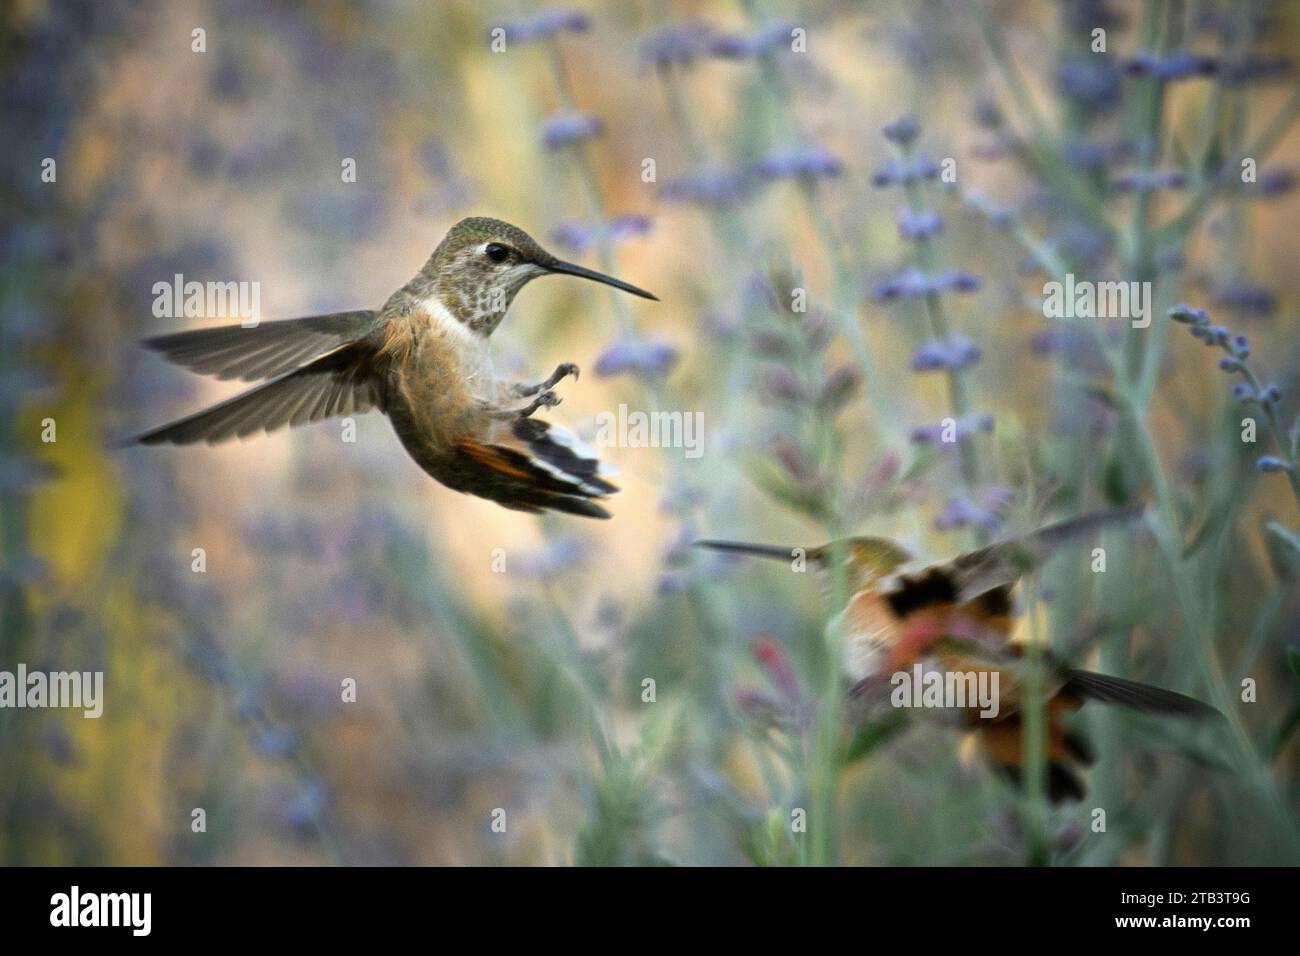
[
  {"x1": 131, "y1": 217, "x2": 657, "y2": 518},
  {"x1": 697, "y1": 508, "x2": 1219, "y2": 801}
]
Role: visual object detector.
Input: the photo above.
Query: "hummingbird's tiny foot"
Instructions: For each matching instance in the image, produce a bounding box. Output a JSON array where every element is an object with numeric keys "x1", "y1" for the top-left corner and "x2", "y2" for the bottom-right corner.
[
  {"x1": 517, "y1": 390, "x2": 561, "y2": 417},
  {"x1": 510, "y1": 364, "x2": 578, "y2": 398}
]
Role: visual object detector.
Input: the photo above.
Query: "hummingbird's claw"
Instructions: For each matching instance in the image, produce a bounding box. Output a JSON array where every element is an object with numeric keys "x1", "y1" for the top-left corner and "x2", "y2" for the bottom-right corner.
[
  {"x1": 517, "y1": 390, "x2": 562, "y2": 418},
  {"x1": 541, "y1": 362, "x2": 579, "y2": 389}
]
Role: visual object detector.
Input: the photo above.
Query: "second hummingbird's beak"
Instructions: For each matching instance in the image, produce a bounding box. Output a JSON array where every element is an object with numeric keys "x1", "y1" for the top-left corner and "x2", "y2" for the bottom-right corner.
[
  {"x1": 545, "y1": 259, "x2": 659, "y2": 301},
  {"x1": 694, "y1": 540, "x2": 804, "y2": 562}
]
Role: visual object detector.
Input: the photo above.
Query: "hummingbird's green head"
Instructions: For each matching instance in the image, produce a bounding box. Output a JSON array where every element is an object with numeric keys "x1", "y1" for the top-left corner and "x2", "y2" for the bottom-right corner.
[{"x1": 419, "y1": 216, "x2": 657, "y2": 335}]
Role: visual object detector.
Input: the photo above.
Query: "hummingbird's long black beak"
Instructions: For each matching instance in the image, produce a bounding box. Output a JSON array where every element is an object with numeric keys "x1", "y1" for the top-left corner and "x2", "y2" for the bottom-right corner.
[{"x1": 546, "y1": 259, "x2": 659, "y2": 301}]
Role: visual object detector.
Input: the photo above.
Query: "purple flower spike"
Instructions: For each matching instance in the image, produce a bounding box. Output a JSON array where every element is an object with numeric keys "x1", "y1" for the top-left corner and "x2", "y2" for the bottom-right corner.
[
  {"x1": 639, "y1": 21, "x2": 716, "y2": 69},
  {"x1": 934, "y1": 495, "x2": 1003, "y2": 532},
  {"x1": 1168, "y1": 303, "x2": 1208, "y2": 324},
  {"x1": 1123, "y1": 50, "x2": 1218, "y2": 81},
  {"x1": 1056, "y1": 59, "x2": 1122, "y2": 111},
  {"x1": 707, "y1": 20, "x2": 794, "y2": 60},
  {"x1": 883, "y1": 116, "x2": 921, "y2": 146},
  {"x1": 873, "y1": 267, "x2": 981, "y2": 301},
  {"x1": 912, "y1": 335, "x2": 982, "y2": 373},
  {"x1": 594, "y1": 337, "x2": 680, "y2": 378},
  {"x1": 500, "y1": 9, "x2": 589, "y2": 44},
  {"x1": 1111, "y1": 169, "x2": 1187, "y2": 193},
  {"x1": 870, "y1": 157, "x2": 940, "y2": 188},
  {"x1": 898, "y1": 209, "x2": 943, "y2": 239},
  {"x1": 660, "y1": 167, "x2": 751, "y2": 207},
  {"x1": 550, "y1": 214, "x2": 652, "y2": 253},
  {"x1": 1221, "y1": 55, "x2": 1293, "y2": 86},
  {"x1": 752, "y1": 145, "x2": 844, "y2": 182},
  {"x1": 1256, "y1": 168, "x2": 1296, "y2": 196},
  {"x1": 541, "y1": 112, "x2": 604, "y2": 150}
]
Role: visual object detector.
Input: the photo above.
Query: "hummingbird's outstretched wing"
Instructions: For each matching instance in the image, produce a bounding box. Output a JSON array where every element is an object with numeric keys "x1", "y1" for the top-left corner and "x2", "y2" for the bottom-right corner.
[
  {"x1": 131, "y1": 343, "x2": 384, "y2": 446},
  {"x1": 142, "y1": 311, "x2": 380, "y2": 382},
  {"x1": 943, "y1": 506, "x2": 1144, "y2": 600}
]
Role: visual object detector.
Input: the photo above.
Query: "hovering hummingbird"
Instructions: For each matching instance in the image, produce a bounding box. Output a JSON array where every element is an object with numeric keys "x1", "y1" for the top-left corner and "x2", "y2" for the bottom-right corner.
[
  {"x1": 131, "y1": 217, "x2": 657, "y2": 518},
  {"x1": 697, "y1": 508, "x2": 1219, "y2": 802}
]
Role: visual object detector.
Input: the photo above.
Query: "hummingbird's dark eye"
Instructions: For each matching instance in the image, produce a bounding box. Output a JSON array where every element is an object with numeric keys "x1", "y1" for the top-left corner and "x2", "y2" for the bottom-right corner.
[{"x1": 484, "y1": 243, "x2": 510, "y2": 263}]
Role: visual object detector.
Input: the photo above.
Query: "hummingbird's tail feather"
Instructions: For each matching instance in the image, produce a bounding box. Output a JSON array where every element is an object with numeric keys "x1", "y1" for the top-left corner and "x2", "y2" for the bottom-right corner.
[
  {"x1": 453, "y1": 419, "x2": 618, "y2": 520},
  {"x1": 1062, "y1": 669, "x2": 1220, "y2": 719},
  {"x1": 977, "y1": 697, "x2": 1093, "y2": 803},
  {"x1": 693, "y1": 540, "x2": 805, "y2": 562},
  {"x1": 130, "y1": 344, "x2": 384, "y2": 445},
  {"x1": 142, "y1": 311, "x2": 378, "y2": 382}
]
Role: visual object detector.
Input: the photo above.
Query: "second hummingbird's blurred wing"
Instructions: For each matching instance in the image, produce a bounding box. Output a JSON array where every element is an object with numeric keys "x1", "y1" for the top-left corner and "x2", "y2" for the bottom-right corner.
[
  {"x1": 943, "y1": 506, "x2": 1144, "y2": 600},
  {"x1": 142, "y1": 311, "x2": 380, "y2": 382},
  {"x1": 1059, "y1": 668, "x2": 1220, "y2": 719},
  {"x1": 132, "y1": 343, "x2": 384, "y2": 445}
]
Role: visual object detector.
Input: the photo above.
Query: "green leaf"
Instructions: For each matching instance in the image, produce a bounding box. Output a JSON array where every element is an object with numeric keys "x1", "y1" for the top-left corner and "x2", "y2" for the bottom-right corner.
[
  {"x1": 1182, "y1": 493, "x2": 1236, "y2": 557},
  {"x1": 1288, "y1": 647, "x2": 1300, "y2": 683},
  {"x1": 1264, "y1": 520, "x2": 1300, "y2": 580},
  {"x1": 1102, "y1": 452, "x2": 1133, "y2": 506},
  {"x1": 841, "y1": 711, "x2": 908, "y2": 766}
]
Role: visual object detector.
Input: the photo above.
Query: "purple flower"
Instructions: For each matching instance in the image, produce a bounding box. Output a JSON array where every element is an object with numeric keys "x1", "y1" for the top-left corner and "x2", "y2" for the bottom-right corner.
[
  {"x1": 972, "y1": 99, "x2": 1004, "y2": 130},
  {"x1": 1061, "y1": 137, "x2": 1136, "y2": 171},
  {"x1": 752, "y1": 145, "x2": 844, "y2": 182},
  {"x1": 660, "y1": 167, "x2": 751, "y2": 206},
  {"x1": 761, "y1": 366, "x2": 805, "y2": 404},
  {"x1": 639, "y1": 21, "x2": 715, "y2": 69},
  {"x1": 912, "y1": 335, "x2": 982, "y2": 372},
  {"x1": 818, "y1": 365, "x2": 859, "y2": 412},
  {"x1": 707, "y1": 20, "x2": 794, "y2": 60},
  {"x1": 870, "y1": 157, "x2": 940, "y2": 187},
  {"x1": 1056, "y1": 59, "x2": 1122, "y2": 112},
  {"x1": 498, "y1": 9, "x2": 589, "y2": 44},
  {"x1": 1169, "y1": 303, "x2": 1209, "y2": 325},
  {"x1": 594, "y1": 337, "x2": 680, "y2": 378},
  {"x1": 882, "y1": 115, "x2": 920, "y2": 146},
  {"x1": 1215, "y1": 280, "x2": 1276, "y2": 317},
  {"x1": 1111, "y1": 169, "x2": 1188, "y2": 193},
  {"x1": 897, "y1": 209, "x2": 943, "y2": 239},
  {"x1": 541, "y1": 112, "x2": 603, "y2": 150},
  {"x1": 1255, "y1": 168, "x2": 1296, "y2": 196},
  {"x1": 873, "y1": 267, "x2": 981, "y2": 301},
  {"x1": 1124, "y1": 50, "x2": 1218, "y2": 81},
  {"x1": 550, "y1": 214, "x2": 652, "y2": 253},
  {"x1": 933, "y1": 494, "x2": 1004, "y2": 532},
  {"x1": 1220, "y1": 55, "x2": 1293, "y2": 86},
  {"x1": 0, "y1": 457, "x2": 61, "y2": 493},
  {"x1": 514, "y1": 536, "x2": 587, "y2": 579}
]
